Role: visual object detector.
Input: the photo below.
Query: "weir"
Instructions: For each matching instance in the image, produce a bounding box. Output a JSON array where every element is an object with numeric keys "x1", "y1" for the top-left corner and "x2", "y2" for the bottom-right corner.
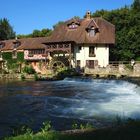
[{"x1": 0, "y1": 78, "x2": 140, "y2": 138}]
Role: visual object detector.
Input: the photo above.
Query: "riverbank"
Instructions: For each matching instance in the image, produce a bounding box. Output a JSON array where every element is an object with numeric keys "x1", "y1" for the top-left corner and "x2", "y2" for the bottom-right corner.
[
  {"x1": 4, "y1": 119, "x2": 140, "y2": 140},
  {"x1": 1, "y1": 76, "x2": 140, "y2": 140},
  {"x1": 0, "y1": 73, "x2": 140, "y2": 86}
]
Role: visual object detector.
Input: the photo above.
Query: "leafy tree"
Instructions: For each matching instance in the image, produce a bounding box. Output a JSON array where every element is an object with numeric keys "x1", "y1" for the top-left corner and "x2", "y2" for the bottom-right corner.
[
  {"x1": 17, "y1": 28, "x2": 52, "y2": 39},
  {"x1": 92, "y1": 0, "x2": 140, "y2": 61},
  {"x1": 0, "y1": 18, "x2": 16, "y2": 40},
  {"x1": 40, "y1": 28, "x2": 52, "y2": 36},
  {"x1": 32, "y1": 29, "x2": 41, "y2": 37},
  {"x1": 53, "y1": 21, "x2": 64, "y2": 29}
]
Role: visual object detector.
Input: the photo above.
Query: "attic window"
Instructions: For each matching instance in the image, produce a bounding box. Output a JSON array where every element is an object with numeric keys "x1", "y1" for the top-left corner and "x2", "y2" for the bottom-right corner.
[
  {"x1": 13, "y1": 41, "x2": 21, "y2": 49},
  {"x1": 89, "y1": 27, "x2": 96, "y2": 37},
  {"x1": 0, "y1": 51, "x2": 2, "y2": 58},
  {"x1": 0, "y1": 42, "x2": 5, "y2": 49},
  {"x1": 68, "y1": 22, "x2": 79, "y2": 29},
  {"x1": 0, "y1": 44, "x2": 3, "y2": 49}
]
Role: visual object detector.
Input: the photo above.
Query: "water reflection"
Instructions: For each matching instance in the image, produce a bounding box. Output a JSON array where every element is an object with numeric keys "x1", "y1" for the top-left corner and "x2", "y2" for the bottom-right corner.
[{"x1": 0, "y1": 78, "x2": 140, "y2": 138}]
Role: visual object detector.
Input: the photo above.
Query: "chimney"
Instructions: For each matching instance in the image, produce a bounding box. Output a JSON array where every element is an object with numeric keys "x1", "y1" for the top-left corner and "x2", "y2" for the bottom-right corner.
[{"x1": 86, "y1": 11, "x2": 91, "y2": 19}]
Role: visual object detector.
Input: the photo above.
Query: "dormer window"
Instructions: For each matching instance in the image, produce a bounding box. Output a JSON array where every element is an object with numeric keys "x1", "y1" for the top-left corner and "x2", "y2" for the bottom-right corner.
[
  {"x1": 89, "y1": 28, "x2": 96, "y2": 37},
  {"x1": 0, "y1": 51, "x2": 2, "y2": 58},
  {"x1": 86, "y1": 19, "x2": 99, "y2": 37},
  {"x1": 0, "y1": 44, "x2": 3, "y2": 49},
  {"x1": 67, "y1": 18, "x2": 80, "y2": 29},
  {"x1": 13, "y1": 41, "x2": 21, "y2": 49},
  {"x1": 68, "y1": 22, "x2": 79, "y2": 29},
  {"x1": 0, "y1": 42, "x2": 5, "y2": 49}
]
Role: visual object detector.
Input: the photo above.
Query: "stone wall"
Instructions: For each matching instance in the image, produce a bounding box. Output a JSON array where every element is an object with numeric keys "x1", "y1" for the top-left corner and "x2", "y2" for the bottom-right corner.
[{"x1": 85, "y1": 63, "x2": 140, "y2": 77}]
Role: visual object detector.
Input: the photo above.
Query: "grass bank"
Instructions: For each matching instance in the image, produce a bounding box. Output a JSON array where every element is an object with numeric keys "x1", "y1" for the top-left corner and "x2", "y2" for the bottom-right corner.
[{"x1": 4, "y1": 120, "x2": 140, "y2": 140}]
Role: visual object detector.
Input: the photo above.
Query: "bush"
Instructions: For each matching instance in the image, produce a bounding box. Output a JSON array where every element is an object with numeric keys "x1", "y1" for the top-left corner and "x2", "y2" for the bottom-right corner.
[
  {"x1": 56, "y1": 68, "x2": 80, "y2": 79},
  {"x1": 23, "y1": 65, "x2": 36, "y2": 74},
  {"x1": 34, "y1": 73, "x2": 38, "y2": 81},
  {"x1": 41, "y1": 121, "x2": 52, "y2": 133},
  {"x1": 21, "y1": 74, "x2": 25, "y2": 80},
  {"x1": 72, "y1": 122, "x2": 94, "y2": 130}
]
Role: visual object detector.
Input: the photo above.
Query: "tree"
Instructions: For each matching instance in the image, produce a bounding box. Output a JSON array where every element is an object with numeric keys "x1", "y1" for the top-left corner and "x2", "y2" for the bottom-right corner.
[
  {"x1": 53, "y1": 21, "x2": 64, "y2": 29},
  {"x1": 40, "y1": 29, "x2": 52, "y2": 37},
  {"x1": 17, "y1": 28, "x2": 52, "y2": 39},
  {"x1": 0, "y1": 18, "x2": 16, "y2": 40},
  {"x1": 131, "y1": 0, "x2": 140, "y2": 12},
  {"x1": 92, "y1": 0, "x2": 140, "y2": 61},
  {"x1": 32, "y1": 29, "x2": 41, "y2": 37}
]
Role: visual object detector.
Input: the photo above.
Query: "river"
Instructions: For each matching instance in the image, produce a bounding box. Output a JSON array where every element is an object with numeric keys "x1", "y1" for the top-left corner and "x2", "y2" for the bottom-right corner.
[{"x1": 0, "y1": 78, "x2": 140, "y2": 138}]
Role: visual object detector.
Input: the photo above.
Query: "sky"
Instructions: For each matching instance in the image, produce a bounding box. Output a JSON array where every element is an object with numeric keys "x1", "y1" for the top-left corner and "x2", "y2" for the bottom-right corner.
[{"x1": 0, "y1": 0, "x2": 133, "y2": 35}]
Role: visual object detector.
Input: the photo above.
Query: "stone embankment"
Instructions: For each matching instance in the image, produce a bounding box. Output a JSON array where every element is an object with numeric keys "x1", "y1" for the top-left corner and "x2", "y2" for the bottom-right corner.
[
  {"x1": 0, "y1": 74, "x2": 35, "y2": 79},
  {"x1": 85, "y1": 63, "x2": 140, "y2": 78}
]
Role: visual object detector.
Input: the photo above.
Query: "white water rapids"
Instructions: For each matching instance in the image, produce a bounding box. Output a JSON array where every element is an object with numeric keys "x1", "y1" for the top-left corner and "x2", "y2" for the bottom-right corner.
[{"x1": 49, "y1": 78, "x2": 140, "y2": 120}]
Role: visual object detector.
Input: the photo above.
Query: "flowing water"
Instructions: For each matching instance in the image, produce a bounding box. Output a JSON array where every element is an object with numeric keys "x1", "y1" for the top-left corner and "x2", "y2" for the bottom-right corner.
[{"x1": 0, "y1": 78, "x2": 140, "y2": 138}]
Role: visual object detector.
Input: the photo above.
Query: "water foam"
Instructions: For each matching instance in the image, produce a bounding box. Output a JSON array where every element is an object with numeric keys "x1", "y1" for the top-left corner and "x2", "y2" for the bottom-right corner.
[{"x1": 50, "y1": 78, "x2": 140, "y2": 120}]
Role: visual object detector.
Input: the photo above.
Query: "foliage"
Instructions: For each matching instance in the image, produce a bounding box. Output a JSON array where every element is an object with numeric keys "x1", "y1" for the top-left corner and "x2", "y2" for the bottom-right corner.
[
  {"x1": 23, "y1": 65, "x2": 36, "y2": 74},
  {"x1": 21, "y1": 74, "x2": 25, "y2": 80},
  {"x1": 125, "y1": 64, "x2": 133, "y2": 71},
  {"x1": 72, "y1": 122, "x2": 94, "y2": 130},
  {"x1": 17, "y1": 28, "x2": 52, "y2": 39},
  {"x1": 41, "y1": 121, "x2": 52, "y2": 133},
  {"x1": 34, "y1": 73, "x2": 38, "y2": 81},
  {"x1": 72, "y1": 122, "x2": 78, "y2": 129},
  {"x1": 0, "y1": 18, "x2": 16, "y2": 40},
  {"x1": 53, "y1": 21, "x2": 64, "y2": 29},
  {"x1": 2, "y1": 52, "x2": 24, "y2": 73},
  {"x1": 56, "y1": 68, "x2": 80, "y2": 79},
  {"x1": 2, "y1": 52, "x2": 24, "y2": 63},
  {"x1": 92, "y1": 0, "x2": 140, "y2": 61},
  {"x1": 12, "y1": 125, "x2": 33, "y2": 137},
  {"x1": 5, "y1": 119, "x2": 140, "y2": 140}
]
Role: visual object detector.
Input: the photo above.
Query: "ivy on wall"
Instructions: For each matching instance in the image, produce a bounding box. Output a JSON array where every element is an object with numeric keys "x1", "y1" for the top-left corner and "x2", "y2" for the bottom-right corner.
[
  {"x1": 2, "y1": 52, "x2": 24, "y2": 62},
  {"x1": 2, "y1": 52, "x2": 25, "y2": 71}
]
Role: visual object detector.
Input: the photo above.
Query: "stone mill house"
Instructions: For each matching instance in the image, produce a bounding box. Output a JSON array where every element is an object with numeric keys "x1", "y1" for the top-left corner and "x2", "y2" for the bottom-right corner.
[{"x1": 0, "y1": 11, "x2": 115, "y2": 74}]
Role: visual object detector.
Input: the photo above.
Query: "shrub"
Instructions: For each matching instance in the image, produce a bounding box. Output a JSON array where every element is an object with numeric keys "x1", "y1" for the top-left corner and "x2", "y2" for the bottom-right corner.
[
  {"x1": 41, "y1": 121, "x2": 52, "y2": 133},
  {"x1": 21, "y1": 74, "x2": 25, "y2": 80},
  {"x1": 72, "y1": 123, "x2": 78, "y2": 129},
  {"x1": 23, "y1": 65, "x2": 36, "y2": 74},
  {"x1": 34, "y1": 73, "x2": 38, "y2": 81}
]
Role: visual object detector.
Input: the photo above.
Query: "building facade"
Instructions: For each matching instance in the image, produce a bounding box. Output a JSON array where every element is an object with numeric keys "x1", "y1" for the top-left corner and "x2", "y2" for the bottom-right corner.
[{"x1": 0, "y1": 11, "x2": 115, "y2": 73}]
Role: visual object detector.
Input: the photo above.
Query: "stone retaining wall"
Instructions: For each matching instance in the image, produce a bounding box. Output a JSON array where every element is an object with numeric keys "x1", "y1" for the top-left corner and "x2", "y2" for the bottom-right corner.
[{"x1": 85, "y1": 63, "x2": 140, "y2": 77}]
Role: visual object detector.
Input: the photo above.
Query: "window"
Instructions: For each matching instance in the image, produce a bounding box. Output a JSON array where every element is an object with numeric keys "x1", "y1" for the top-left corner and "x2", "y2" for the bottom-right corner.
[
  {"x1": 78, "y1": 46, "x2": 82, "y2": 51},
  {"x1": 86, "y1": 60, "x2": 94, "y2": 68},
  {"x1": 0, "y1": 51, "x2": 2, "y2": 58},
  {"x1": 89, "y1": 46, "x2": 96, "y2": 57},
  {"x1": 77, "y1": 60, "x2": 81, "y2": 67},
  {"x1": 89, "y1": 29, "x2": 95, "y2": 37},
  {"x1": 0, "y1": 42, "x2": 5, "y2": 49},
  {"x1": 87, "y1": 26, "x2": 98, "y2": 37},
  {"x1": 29, "y1": 49, "x2": 45, "y2": 55},
  {"x1": 13, "y1": 41, "x2": 21, "y2": 49},
  {"x1": 12, "y1": 50, "x2": 17, "y2": 59},
  {"x1": 68, "y1": 23, "x2": 78, "y2": 29},
  {"x1": 0, "y1": 44, "x2": 3, "y2": 49}
]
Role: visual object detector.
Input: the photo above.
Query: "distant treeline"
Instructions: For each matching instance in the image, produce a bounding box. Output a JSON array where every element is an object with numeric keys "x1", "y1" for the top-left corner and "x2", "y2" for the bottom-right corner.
[{"x1": 17, "y1": 28, "x2": 52, "y2": 39}]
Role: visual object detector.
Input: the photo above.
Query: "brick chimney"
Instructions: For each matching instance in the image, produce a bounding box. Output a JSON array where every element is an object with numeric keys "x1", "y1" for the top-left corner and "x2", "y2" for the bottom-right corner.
[{"x1": 86, "y1": 11, "x2": 91, "y2": 19}]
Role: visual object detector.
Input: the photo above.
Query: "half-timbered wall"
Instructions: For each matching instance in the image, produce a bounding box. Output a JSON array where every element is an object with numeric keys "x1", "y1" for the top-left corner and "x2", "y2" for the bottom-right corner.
[{"x1": 24, "y1": 50, "x2": 46, "y2": 60}]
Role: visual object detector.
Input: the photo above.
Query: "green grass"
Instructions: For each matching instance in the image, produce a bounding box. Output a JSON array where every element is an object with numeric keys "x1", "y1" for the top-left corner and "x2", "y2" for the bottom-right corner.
[{"x1": 4, "y1": 120, "x2": 140, "y2": 140}]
